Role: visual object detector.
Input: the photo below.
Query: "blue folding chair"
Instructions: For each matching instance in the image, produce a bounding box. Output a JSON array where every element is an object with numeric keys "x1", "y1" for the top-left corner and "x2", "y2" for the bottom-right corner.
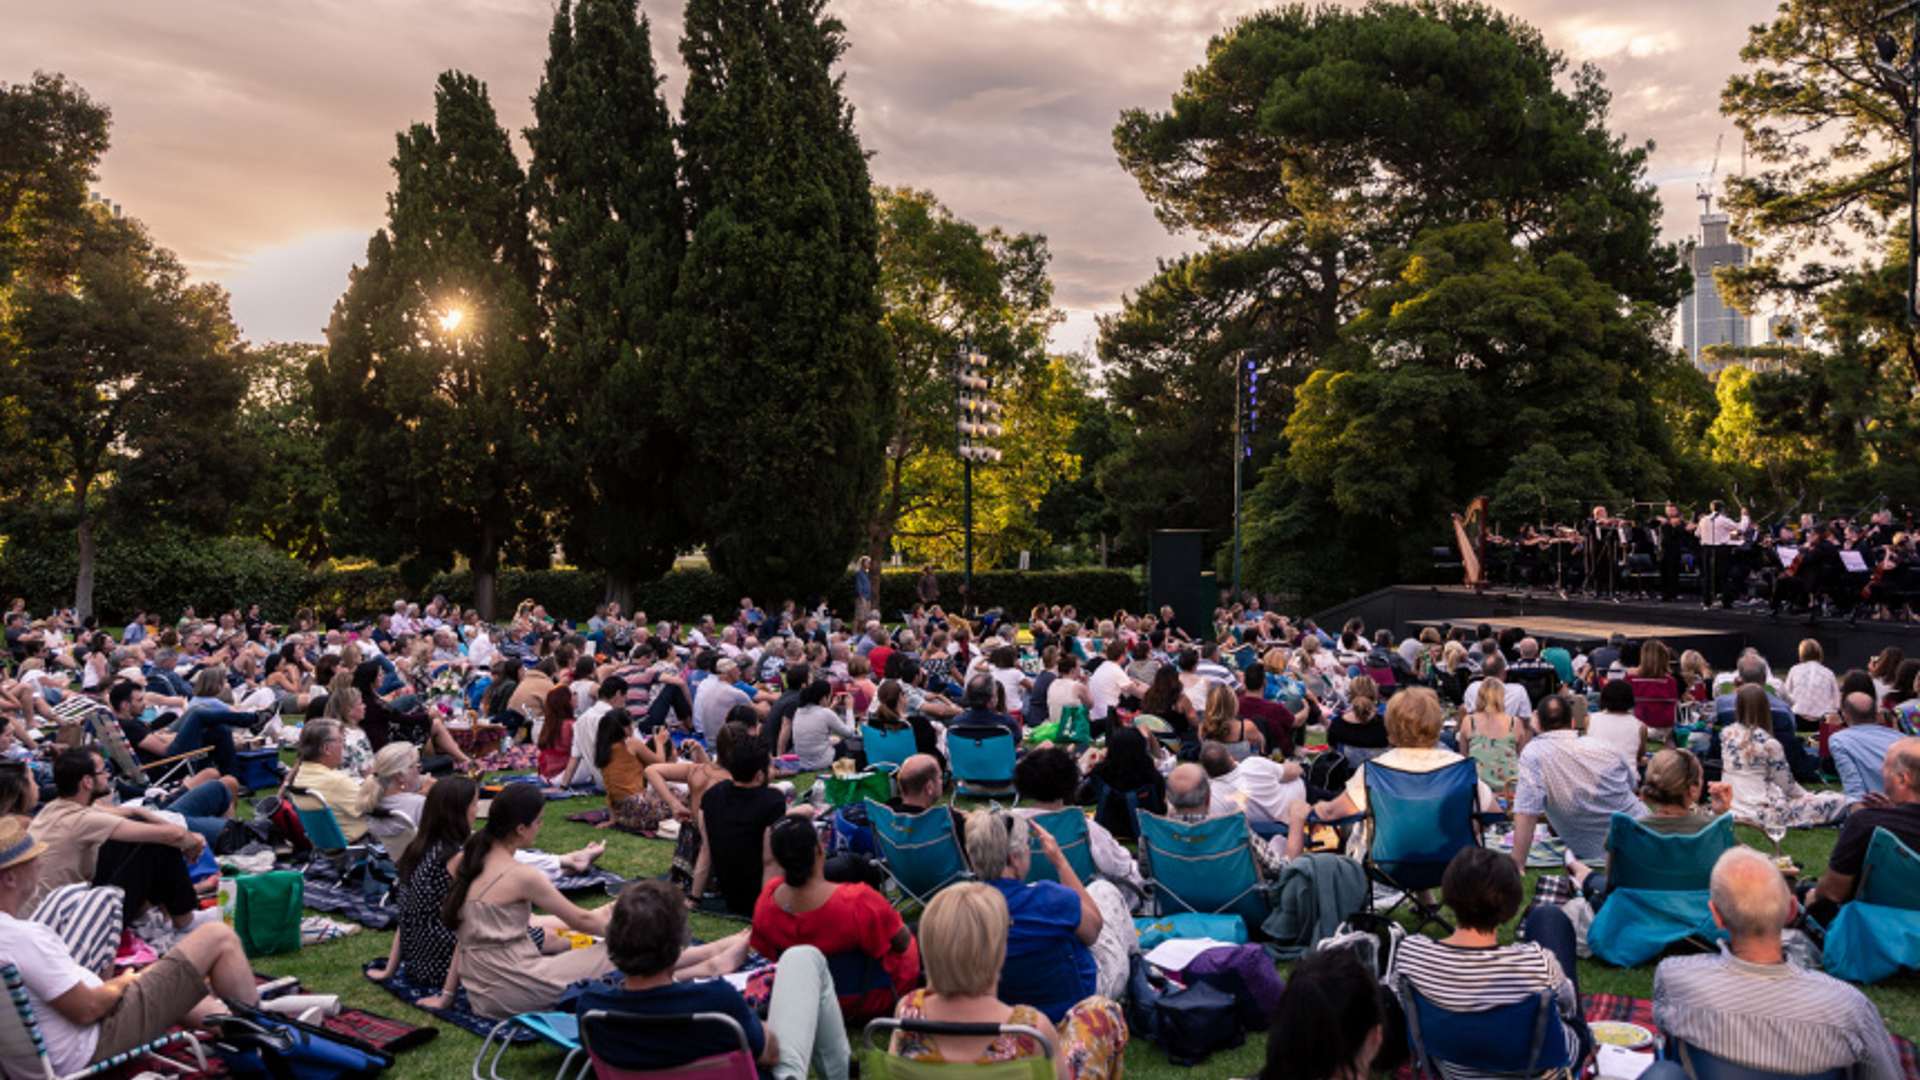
[
  {"x1": 1396, "y1": 978, "x2": 1579, "y2": 1079},
  {"x1": 1136, "y1": 811, "x2": 1268, "y2": 929},
  {"x1": 288, "y1": 785, "x2": 395, "y2": 901},
  {"x1": 947, "y1": 726, "x2": 1017, "y2": 801},
  {"x1": 865, "y1": 799, "x2": 973, "y2": 908},
  {"x1": 861, "y1": 723, "x2": 917, "y2": 773},
  {"x1": 1362, "y1": 758, "x2": 1504, "y2": 935},
  {"x1": 1587, "y1": 812, "x2": 1733, "y2": 967},
  {"x1": 474, "y1": 1011, "x2": 581, "y2": 1080},
  {"x1": 4, "y1": 963, "x2": 208, "y2": 1080},
  {"x1": 1664, "y1": 1038, "x2": 1851, "y2": 1080},
  {"x1": 1821, "y1": 827, "x2": 1920, "y2": 985},
  {"x1": 1023, "y1": 808, "x2": 1098, "y2": 884}
]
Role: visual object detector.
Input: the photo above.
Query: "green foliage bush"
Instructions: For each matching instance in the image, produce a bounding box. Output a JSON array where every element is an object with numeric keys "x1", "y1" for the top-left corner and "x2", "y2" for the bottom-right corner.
[{"x1": 0, "y1": 525, "x2": 310, "y2": 621}]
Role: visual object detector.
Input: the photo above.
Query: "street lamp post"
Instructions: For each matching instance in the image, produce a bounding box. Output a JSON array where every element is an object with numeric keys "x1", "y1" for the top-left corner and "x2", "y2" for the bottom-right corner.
[
  {"x1": 956, "y1": 342, "x2": 1002, "y2": 610},
  {"x1": 1231, "y1": 351, "x2": 1259, "y2": 604}
]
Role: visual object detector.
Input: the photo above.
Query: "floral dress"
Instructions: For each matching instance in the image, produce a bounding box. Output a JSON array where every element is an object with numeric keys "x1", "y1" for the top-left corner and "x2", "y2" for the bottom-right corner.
[
  {"x1": 891, "y1": 989, "x2": 1125, "y2": 1080},
  {"x1": 341, "y1": 726, "x2": 375, "y2": 779},
  {"x1": 1720, "y1": 723, "x2": 1851, "y2": 827}
]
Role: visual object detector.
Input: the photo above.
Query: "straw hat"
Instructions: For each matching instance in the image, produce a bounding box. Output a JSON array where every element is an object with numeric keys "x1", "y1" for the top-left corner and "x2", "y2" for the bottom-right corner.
[{"x1": 0, "y1": 818, "x2": 47, "y2": 872}]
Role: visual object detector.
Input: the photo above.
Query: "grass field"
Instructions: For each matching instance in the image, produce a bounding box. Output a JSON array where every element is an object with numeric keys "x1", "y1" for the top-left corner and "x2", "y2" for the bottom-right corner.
[{"x1": 247, "y1": 774, "x2": 1920, "y2": 1079}]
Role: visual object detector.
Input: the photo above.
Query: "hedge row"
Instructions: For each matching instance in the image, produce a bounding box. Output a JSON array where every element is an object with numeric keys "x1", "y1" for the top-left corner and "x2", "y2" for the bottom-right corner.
[{"x1": 1, "y1": 535, "x2": 1142, "y2": 626}]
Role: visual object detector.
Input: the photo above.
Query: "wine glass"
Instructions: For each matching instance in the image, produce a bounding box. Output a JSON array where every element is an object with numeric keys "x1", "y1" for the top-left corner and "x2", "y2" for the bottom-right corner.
[{"x1": 1762, "y1": 806, "x2": 1788, "y2": 858}]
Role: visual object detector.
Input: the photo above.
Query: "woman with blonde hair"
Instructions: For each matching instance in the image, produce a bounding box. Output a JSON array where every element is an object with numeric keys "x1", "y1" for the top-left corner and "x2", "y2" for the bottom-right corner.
[
  {"x1": 1678, "y1": 650, "x2": 1713, "y2": 703},
  {"x1": 891, "y1": 881, "x2": 1126, "y2": 1080},
  {"x1": 1783, "y1": 638, "x2": 1840, "y2": 726},
  {"x1": 1326, "y1": 675, "x2": 1386, "y2": 761},
  {"x1": 323, "y1": 685, "x2": 376, "y2": 779},
  {"x1": 1458, "y1": 677, "x2": 1520, "y2": 798},
  {"x1": 1432, "y1": 640, "x2": 1471, "y2": 706},
  {"x1": 1201, "y1": 681, "x2": 1265, "y2": 760}
]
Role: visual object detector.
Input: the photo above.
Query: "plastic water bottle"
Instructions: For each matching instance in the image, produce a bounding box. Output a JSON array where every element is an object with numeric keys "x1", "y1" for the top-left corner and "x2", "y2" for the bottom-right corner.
[{"x1": 216, "y1": 875, "x2": 238, "y2": 925}]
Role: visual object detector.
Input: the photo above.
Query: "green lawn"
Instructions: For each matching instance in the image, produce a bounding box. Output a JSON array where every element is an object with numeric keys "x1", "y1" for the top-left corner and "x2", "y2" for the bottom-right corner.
[{"x1": 248, "y1": 776, "x2": 1919, "y2": 1079}]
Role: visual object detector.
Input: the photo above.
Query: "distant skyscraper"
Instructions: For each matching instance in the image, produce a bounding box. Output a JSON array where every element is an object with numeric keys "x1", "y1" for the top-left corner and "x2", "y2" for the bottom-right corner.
[{"x1": 1681, "y1": 211, "x2": 1750, "y2": 370}]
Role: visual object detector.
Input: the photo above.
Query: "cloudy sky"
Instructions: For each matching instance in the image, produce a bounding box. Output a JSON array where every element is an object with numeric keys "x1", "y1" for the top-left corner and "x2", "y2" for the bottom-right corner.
[{"x1": 6, "y1": 0, "x2": 1778, "y2": 354}]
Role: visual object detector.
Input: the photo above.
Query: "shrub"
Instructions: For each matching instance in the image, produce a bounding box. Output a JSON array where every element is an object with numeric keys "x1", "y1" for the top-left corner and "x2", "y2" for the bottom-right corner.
[{"x1": 0, "y1": 525, "x2": 309, "y2": 622}]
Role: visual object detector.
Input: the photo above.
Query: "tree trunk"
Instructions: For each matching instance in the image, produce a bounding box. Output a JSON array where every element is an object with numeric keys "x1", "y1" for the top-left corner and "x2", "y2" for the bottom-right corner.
[
  {"x1": 472, "y1": 525, "x2": 500, "y2": 622},
  {"x1": 867, "y1": 443, "x2": 909, "y2": 572},
  {"x1": 1099, "y1": 532, "x2": 1109, "y2": 568},
  {"x1": 73, "y1": 495, "x2": 96, "y2": 619},
  {"x1": 604, "y1": 570, "x2": 635, "y2": 613}
]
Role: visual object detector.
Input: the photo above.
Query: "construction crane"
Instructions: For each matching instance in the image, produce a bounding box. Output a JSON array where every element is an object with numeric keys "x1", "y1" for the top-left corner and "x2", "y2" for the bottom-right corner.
[{"x1": 1697, "y1": 133, "x2": 1724, "y2": 217}]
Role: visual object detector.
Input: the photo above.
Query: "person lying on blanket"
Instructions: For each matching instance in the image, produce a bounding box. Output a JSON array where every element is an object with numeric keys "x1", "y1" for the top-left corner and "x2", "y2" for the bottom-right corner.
[{"x1": 0, "y1": 816, "x2": 261, "y2": 1079}]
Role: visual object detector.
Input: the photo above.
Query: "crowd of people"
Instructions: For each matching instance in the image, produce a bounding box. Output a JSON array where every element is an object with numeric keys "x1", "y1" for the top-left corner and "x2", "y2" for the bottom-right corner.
[{"x1": 0, "y1": 592, "x2": 1913, "y2": 1079}]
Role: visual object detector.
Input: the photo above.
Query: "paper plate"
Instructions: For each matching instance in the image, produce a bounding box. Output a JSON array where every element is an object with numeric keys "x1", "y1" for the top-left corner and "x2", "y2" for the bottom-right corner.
[{"x1": 1590, "y1": 1021, "x2": 1654, "y2": 1050}]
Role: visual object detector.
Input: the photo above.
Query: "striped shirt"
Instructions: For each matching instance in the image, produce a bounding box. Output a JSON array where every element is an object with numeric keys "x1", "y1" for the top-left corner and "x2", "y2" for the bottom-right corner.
[
  {"x1": 1513, "y1": 730, "x2": 1645, "y2": 862},
  {"x1": 1389, "y1": 936, "x2": 1579, "y2": 1080},
  {"x1": 1653, "y1": 949, "x2": 1900, "y2": 1080}
]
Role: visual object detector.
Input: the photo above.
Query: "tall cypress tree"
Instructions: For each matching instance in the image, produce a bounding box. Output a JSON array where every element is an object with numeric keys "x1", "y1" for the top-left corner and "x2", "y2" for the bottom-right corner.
[
  {"x1": 312, "y1": 72, "x2": 541, "y2": 619},
  {"x1": 527, "y1": 0, "x2": 688, "y2": 605},
  {"x1": 674, "y1": 0, "x2": 892, "y2": 601}
]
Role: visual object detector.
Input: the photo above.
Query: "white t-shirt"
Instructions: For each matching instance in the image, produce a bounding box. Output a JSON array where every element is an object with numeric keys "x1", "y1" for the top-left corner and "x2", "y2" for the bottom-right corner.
[
  {"x1": 0, "y1": 912, "x2": 100, "y2": 1075},
  {"x1": 1584, "y1": 711, "x2": 1644, "y2": 770},
  {"x1": 570, "y1": 679, "x2": 598, "y2": 718},
  {"x1": 1046, "y1": 677, "x2": 1087, "y2": 725},
  {"x1": 1210, "y1": 756, "x2": 1306, "y2": 824},
  {"x1": 991, "y1": 667, "x2": 1028, "y2": 718},
  {"x1": 693, "y1": 678, "x2": 750, "y2": 742},
  {"x1": 1087, "y1": 661, "x2": 1131, "y2": 721},
  {"x1": 571, "y1": 702, "x2": 611, "y2": 786}
]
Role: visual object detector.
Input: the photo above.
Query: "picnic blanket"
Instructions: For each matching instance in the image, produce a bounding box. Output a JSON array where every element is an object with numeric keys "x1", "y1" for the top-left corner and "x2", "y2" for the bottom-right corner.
[
  {"x1": 301, "y1": 879, "x2": 397, "y2": 930},
  {"x1": 362, "y1": 958, "x2": 540, "y2": 1042},
  {"x1": 563, "y1": 806, "x2": 663, "y2": 838},
  {"x1": 471, "y1": 743, "x2": 539, "y2": 774},
  {"x1": 488, "y1": 772, "x2": 604, "y2": 800},
  {"x1": 551, "y1": 864, "x2": 627, "y2": 895}
]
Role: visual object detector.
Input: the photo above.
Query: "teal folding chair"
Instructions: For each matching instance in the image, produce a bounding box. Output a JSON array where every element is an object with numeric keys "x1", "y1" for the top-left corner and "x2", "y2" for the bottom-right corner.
[
  {"x1": 3, "y1": 963, "x2": 208, "y2": 1080},
  {"x1": 1136, "y1": 811, "x2": 1268, "y2": 930},
  {"x1": 1022, "y1": 808, "x2": 1097, "y2": 884},
  {"x1": 865, "y1": 799, "x2": 973, "y2": 909},
  {"x1": 474, "y1": 1012, "x2": 582, "y2": 1080},
  {"x1": 287, "y1": 785, "x2": 392, "y2": 902},
  {"x1": 947, "y1": 727, "x2": 1017, "y2": 801},
  {"x1": 861, "y1": 723, "x2": 917, "y2": 773},
  {"x1": 1821, "y1": 827, "x2": 1920, "y2": 984},
  {"x1": 1587, "y1": 812, "x2": 1734, "y2": 967}
]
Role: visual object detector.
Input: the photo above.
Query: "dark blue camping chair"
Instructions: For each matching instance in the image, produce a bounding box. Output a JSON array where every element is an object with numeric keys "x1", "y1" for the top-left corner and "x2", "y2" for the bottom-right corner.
[
  {"x1": 1023, "y1": 808, "x2": 1098, "y2": 884},
  {"x1": 865, "y1": 799, "x2": 972, "y2": 909},
  {"x1": 1397, "y1": 978, "x2": 1579, "y2": 1079},
  {"x1": 1136, "y1": 810, "x2": 1268, "y2": 930},
  {"x1": 1663, "y1": 1038, "x2": 1852, "y2": 1080},
  {"x1": 1362, "y1": 758, "x2": 1505, "y2": 935}
]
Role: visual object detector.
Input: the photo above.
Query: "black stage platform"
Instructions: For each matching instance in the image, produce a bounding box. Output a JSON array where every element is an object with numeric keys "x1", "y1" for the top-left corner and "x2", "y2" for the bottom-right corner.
[{"x1": 1314, "y1": 585, "x2": 1920, "y2": 671}]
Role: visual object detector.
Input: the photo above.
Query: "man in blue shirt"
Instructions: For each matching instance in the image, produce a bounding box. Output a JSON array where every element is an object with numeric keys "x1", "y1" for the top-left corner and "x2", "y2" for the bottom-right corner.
[
  {"x1": 1829, "y1": 691, "x2": 1906, "y2": 800},
  {"x1": 578, "y1": 880, "x2": 849, "y2": 1080}
]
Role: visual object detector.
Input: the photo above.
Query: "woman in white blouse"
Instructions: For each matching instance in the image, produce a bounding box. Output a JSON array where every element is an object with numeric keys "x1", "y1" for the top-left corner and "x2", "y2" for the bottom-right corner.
[{"x1": 1781, "y1": 638, "x2": 1840, "y2": 724}]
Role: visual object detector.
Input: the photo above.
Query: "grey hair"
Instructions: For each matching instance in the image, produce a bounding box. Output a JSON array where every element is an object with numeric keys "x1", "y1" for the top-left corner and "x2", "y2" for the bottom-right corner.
[
  {"x1": 963, "y1": 808, "x2": 1027, "y2": 876},
  {"x1": 299, "y1": 718, "x2": 342, "y2": 762},
  {"x1": 1168, "y1": 764, "x2": 1210, "y2": 811},
  {"x1": 1735, "y1": 654, "x2": 1769, "y2": 686},
  {"x1": 1709, "y1": 847, "x2": 1792, "y2": 939}
]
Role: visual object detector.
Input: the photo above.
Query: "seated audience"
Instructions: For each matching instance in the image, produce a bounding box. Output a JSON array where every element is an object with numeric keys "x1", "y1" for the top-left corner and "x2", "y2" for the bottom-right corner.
[
  {"x1": 290, "y1": 719, "x2": 372, "y2": 841},
  {"x1": 1783, "y1": 639, "x2": 1841, "y2": 727},
  {"x1": 1168, "y1": 762, "x2": 1287, "y2": 878},
  {"x1": 1808, "y1": 736, "x2": 1920, "y2": 926},
  {"x1": 581, "y1": 879, "x2": 849, "y2": 1080},
  {"x1": 1201, "y1": 683, "x2": 1265, "y2": 761},
  {"x1": 1389, "y1": 847, "x2": 1591, "y2": 1073},
  {"x1": 1198, "y1": 740, "x2": 1304, "y2": 825},
  {"x1": 29, "y1": 748, "x2": 207, "y2": 931},
  {"x1": 1723, "y1": 685, "x2": 1851, "y2": 828},
  {"x1": 1711, "y1": 654, "x2": 1818, "y2": 783},
  {"x1": 1238, "y1": 664, "x2": 1309, "y2": 757},
  {"x1": 1655, "y1": 847, "x2": 1899, "y2": 1079},
  {"x1": 1261, "y1": 947, "x2": 1389, "y2": 1080},
  {"x1": 322, "y1": 686, "x2": 376, "y2": 779},
  {"x1": 1458, "y1": 677, "x2": 1523, "y2": 797},
  {"x1": 1583, "y1": 678, "x2": 1645, "y2": 773},
  {"x1": 0, "y1": 817, "x2": 259, "y2": 1079},
  {"x1": 780, "y1": 678, "x2": 856, "y2": 771},
  {"x1": 536, "y1": 684, "x2": 574, "y2": 779},
  {"x1": 890, "y1": 882, "x2": 1125, "y2": 1080},
  {"x1": 1509, "y1": 694, "x2": 1646, "y2": 871},
  {"x1": 750, "y1": 814, "x2": 919, "y2": 1019},
  {"x1": 595, "y1": 704, "x2": 677, "y2": 833},
  {"x1": 963, "y1": 808, "x2": 1137, "y2": 1020},
  {"x1": 703, "y1": 726, "x2": 809, "y2": 916},
  {"x1": 1831, "y1": 691, "x2": 1905, "y2": 801},
  {"x1": 1012, "y1": 747, "x2": 1143, "y2": 892},
  {"x1": 442, "y1": 784, "x2": 618, "y2": 1018},
  {"x1": 1084, "y1": 725, "x2": 1166, "y2": 841}
]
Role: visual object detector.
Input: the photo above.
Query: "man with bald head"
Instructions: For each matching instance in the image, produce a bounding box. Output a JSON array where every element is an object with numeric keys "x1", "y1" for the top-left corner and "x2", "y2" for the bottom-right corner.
[
  {"x1": 885, "y1": 753, "x2": 967, "y2": 845},
  {"x1": 1809, "y1": 736, "x2": 1920, "y2": 927},
  {"x1": 1830, "y1": 692, "x2": 1906, "y2": 801},
  {"x1": 1655, "y1": 847, "x2": 1898, "y2": 1079},
  {"x1": 1165, "y1": 762, "x2": 1286, "y2": 879}
]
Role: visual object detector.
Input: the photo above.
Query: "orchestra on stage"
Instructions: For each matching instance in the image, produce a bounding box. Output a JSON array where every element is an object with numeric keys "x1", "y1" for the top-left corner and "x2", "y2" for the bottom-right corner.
[{"x1": 1450, "y1": 497, "x2": 1920, "y2": 622}]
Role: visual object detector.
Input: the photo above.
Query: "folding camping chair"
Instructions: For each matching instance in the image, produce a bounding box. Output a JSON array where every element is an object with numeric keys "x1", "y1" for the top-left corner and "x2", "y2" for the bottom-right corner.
[
  {"x1": 861, "y1": 723, "x2": 917, "y2": 773},
  {"x1": 3, "y1": 962, "x2": 208, "y2": 1080},
  {"x1": 1820, "y1": 826, "x2": 1920, "y2": 985},
  {"x1": 286, "y1": 784, "x2": 398, "y2": 901},
  {"x1": 68, "y1": 698, "x2": 209, "y2": 798},
  {"x1": 946, "y1": 727, "x2": 1017, "y2": 802},
  {"x1": 861, "y1": 1017, "x2": 1053, "y2": 1080},
  {"x1": 1664, "y1": 1038, "x2": 1852, "y2": 1080},
  {"x1": 1396, "y1": 977, "x2": 1579, "y2": 1080},
  {"x1": 1630, "y1": 677, "x2": 1681, "y2": 734},
  {"x1": 1587, "y1": 812, "x2": 1733, "y2": 967},
  {"x1": 865, "y1": 800, "x2": 973, "y2": 909},
  {"x1": 475, "y1": 1012, "x2": 582, "y2": 1080},
  {"x1": 1360, "y1": 759, "x2": 1505, "y2": 935},
  {"x1": 1136, "y1": 810, "x2": 1268, "y2": 929},
  {"x1": 577, "y1": 1009, "x2": 759, "y2": 1080},
  {"x1": 1022, "y1": 808, "x2": 1097, "y2": 885}
]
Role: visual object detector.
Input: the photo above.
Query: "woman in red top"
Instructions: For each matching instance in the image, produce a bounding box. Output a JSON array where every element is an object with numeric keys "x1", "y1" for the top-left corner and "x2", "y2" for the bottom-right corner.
[
  {"x1": 538, "y1": 685, "x2": 574, "y2": 779},
  {"x1": 750, "y1": 814, "x2": 919, "y2": 1021}
]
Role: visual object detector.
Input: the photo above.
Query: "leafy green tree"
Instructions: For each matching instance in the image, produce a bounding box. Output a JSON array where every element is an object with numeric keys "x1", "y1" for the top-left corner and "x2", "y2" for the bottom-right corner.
[
  {"x1": 0, "y1": 72, "x2": 110, "y2": 299},
  {"x1": 1034, "y1": 373, "x2": 1128, "y2": 565},
  {"x1": 312, "y1": 72, "x2": 541, "y2": 618},
  {"x1": 230, "y1": 343, "x2": 337, "y2": 566},
  {"x1": 1099, "y1": 0, "x2": 1684, "y2": 560},
  {"x1": 867, "y1": 186, "x2": 1057, "y2": 565},
  {"x1": 671, "y1": 0, "x2": 892, "y2": 600},
  {"x1": 527, "y1": 0, "x2": 688, "y2": 605},
  {"x1": 0, "y1": 210, "x2": 245, "y2": 616},
  {"x1": 1244, "y1": 222, "x2": 1687, "y2": 606}
]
